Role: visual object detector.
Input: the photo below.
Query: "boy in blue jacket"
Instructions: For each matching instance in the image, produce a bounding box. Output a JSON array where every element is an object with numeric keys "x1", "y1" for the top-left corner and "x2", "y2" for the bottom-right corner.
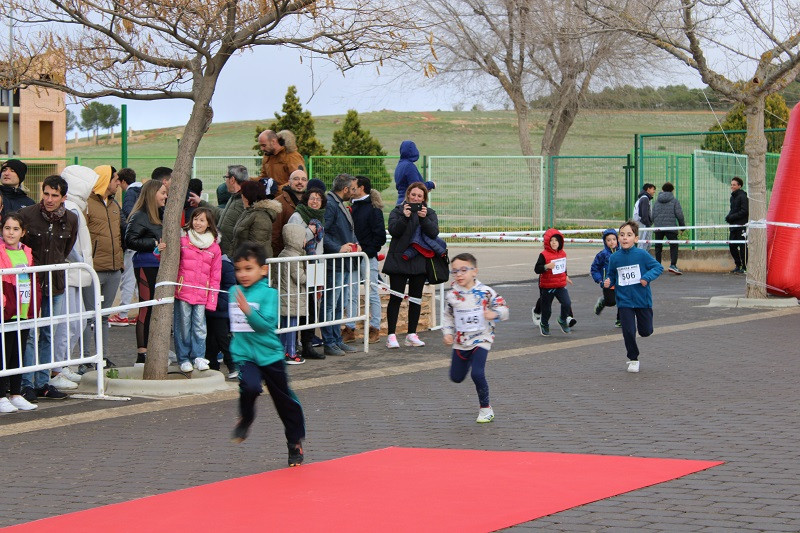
[
  {"x1": 603, "y1": 221, "x2": 664, "y2": 373},
  {"x1": 590, "y1": 228, "x2": 621, "y2": 328},
  {"x1": 229, "y1": 242, "x2": 306, "y2": 467}
]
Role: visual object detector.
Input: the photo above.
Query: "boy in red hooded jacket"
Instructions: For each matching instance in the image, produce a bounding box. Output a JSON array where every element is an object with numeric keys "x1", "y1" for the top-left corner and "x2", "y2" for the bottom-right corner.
[{"x1": 533, "y1": 228, "x2": 573, "y2": 336}]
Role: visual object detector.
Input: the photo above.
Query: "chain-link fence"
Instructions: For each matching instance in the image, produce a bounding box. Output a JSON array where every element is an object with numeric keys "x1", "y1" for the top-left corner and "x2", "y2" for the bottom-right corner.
[
  {"x1": 547, "y1": 156, "x2": 628, "y2": 229},
  {"x1": 425, "y1": 156, "x2": 545, "y2": 234},
  {"x1": 308, "y1": 156, "x2": 399, "y2": 200},
  {"x1": 192, "y1": 156, "x2": 263, "y2": 204}
]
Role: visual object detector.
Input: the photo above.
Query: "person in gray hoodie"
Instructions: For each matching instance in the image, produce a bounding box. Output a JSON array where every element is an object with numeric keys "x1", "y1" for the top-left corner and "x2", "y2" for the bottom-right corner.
[{"x1": 651, "y1": 182, "x2": 685, "y2": 275}]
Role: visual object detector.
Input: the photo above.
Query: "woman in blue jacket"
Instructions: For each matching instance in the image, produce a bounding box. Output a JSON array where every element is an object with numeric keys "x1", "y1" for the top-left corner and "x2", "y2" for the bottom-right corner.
[{"x1": 394, "y1": 140, "x2": 435, "y2": 205}]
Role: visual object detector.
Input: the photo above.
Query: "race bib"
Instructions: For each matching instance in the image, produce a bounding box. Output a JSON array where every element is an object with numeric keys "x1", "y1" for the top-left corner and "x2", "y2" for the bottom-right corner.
[
  {"x1": 18, "y1": 276, "x2": 31, "y2": 305},
  {"x1": 455, "y1": 306, "x2": 486, "y2": 333},
  {"x1": 552, "y1": 258, "x2": 567, "y2": 274},
  {"x1": 229, "y1": 301, "x2": 260, "y2": 332},
  {"x1": 617, "y1": 264, "x2": 642, "y2": 286}
]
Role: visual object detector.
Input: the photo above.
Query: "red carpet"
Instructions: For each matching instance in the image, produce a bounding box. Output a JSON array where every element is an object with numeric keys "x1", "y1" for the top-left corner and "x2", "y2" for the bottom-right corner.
[{"x1": 4, "y1": 447, "x2": 722, "y2": 532}]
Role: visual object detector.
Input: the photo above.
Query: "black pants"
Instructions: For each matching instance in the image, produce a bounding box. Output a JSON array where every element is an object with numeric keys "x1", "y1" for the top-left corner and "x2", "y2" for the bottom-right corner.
[
  {"x1": 533, "y1": 297, "x2": 575, "y2": 318},
  {"x1": 618, "y1": 307, "x2": 653, "y2": 361},
  {"x1": 387, "y1": 273, "x2": 427, "y2": 335},
  {"x1": 238, "y1": 360, "x2": 305, "y2": 445},
  {"x1": 729, "y1": 228, "x2": 748, "y2": 269},
  {"x1": 1, "y1": 330, "x2": 29, "y2": 396},
  {"x1": 539, "y1": 287, "x2": 571, "y2": 326},
  {"x1": 602, "y1": 288, "x2": 620, "y2": 320},
  {"x1": 205, "y1": 316, "x2": 234, "y2": 373},
  {"x1": 654, "y1": 231, "x2": 679, "y2": 266}
]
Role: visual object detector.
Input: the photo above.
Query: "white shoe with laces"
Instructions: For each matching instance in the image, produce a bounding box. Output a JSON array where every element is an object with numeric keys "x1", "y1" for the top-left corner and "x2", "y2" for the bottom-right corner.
[
  {"x1": 193, "y1": 358, "x2": 210, "y2": 371},
  {"x1": 532, "y1": 308, "x2": 541, "y2": 326},
  {"x1": 59, "y1": 367, "x2": 83, "y2": 383},
  {"x1": 9, "y1": 395, "x2": 38, "y2": 411},
  {"x1": 386, "y1": 334, "x2": 400, "y2": 349},
  {"x1": 626, "y1": 360, "x2": 640, "y2": 373},
  {"x1": 476, "y1": 406, "x2": 495, "y2": 423},
  {"x1": 50, "y1": 373, "x2": 79, "y2": 390},
  {"x1": 180, "y1": 361, "x2": 193, "y2": 373},
  {"x1": 0, "y1": 397, "x2": 19, "y2": 413},
  {"x1": 404, "y1": 333, "x2": 425, "y2": 347}
]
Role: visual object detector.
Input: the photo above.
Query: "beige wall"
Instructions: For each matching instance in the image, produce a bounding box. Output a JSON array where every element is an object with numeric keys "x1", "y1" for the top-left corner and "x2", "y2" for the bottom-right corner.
[{"x1": 19, "y1": 86, "x2": 66, "y2": 160}]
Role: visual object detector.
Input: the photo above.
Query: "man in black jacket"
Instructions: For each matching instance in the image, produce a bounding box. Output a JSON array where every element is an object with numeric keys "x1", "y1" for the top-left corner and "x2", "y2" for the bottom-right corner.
[
  {"x1": 0, "y1": 159, "x2": 35, "y2": 217},
  {"x1": 725, "y1": 177, "x2": 749, "y2": 274}
]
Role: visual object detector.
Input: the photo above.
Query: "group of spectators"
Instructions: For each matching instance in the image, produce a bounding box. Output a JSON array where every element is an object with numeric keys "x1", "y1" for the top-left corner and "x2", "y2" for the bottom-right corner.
[{"x1": 0, "y1": 133, "x2": 443, "y2": 406}]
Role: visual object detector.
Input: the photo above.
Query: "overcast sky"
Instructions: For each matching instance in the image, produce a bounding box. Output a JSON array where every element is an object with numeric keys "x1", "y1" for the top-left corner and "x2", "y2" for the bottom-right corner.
[{"x1": 68, "y1": 46, "x2": 463, "y2": 133}]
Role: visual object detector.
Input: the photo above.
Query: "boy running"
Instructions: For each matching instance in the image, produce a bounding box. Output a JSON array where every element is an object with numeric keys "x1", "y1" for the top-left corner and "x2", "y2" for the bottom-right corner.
[
  {"x1": 604, "y1": 221, "x2": 664, "y2": 373},
  {"x1": 443, "y1": 253, "x2": 509, "y2": 423},
  {"x1": 534, "y1": 228, "x2": 573, "y2": 336},
  {"x1": 591, "y1": 228, "x2": 622, "y2": 328},
  {"x1": 229, "y1": 242, "x2": 306, "y2": 466}
]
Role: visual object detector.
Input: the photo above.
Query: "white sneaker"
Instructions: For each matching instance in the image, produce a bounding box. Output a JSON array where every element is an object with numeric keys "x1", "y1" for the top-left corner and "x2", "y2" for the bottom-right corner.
[
  {"x1": 476, "y1": 406, "x2": 495, "y2": 423},
  {"x1": 133, "y1": 362, "x2": 145, "y2": 368},
  {"x1": 532, "y1": 308, "x2": 541, "y2": 326},
  {"x1": 0, "y1": 397, "x2": 19, "y2": 413},
  {"x1": 9, "y1": 395, "x2": 38, "y2": 411},
  {"x1": 404, "y1": 333, "x2": 425, "y2": 347},
  {"x1": 386, "y1": 334, "x2": 400, "y2": 349},
  {"x1": 50, "y1": 373, "x2": 79, "y2": 390},
  {"x1": 626, "y1": 360, "x2": 640, "y2": 373},
  {"x1": 193, "y1": 358, "x2": 210, "y2": 371},
  {"x1": 180, "y1": 361, "x2": 193, "y2": 373},
  {"x1": 227, "y1": 371, "x2": 239, "y2": 380},
  {"x1": 59, "y1": 367, "x2": 83, "y2": 383}
]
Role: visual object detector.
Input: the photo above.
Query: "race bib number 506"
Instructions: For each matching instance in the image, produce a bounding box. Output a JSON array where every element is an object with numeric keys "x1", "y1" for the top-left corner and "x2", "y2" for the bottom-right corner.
[{"x1": 617, "y1": 264, "x2": 642, "y2": 286}]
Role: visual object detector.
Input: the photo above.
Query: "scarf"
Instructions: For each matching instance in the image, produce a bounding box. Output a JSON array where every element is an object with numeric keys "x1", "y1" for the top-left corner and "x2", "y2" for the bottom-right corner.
[
  {"x1": 304, "y1": 218, "x2": 325, "y2": 255},
  {"x1": 39, "y1": 201, "x2": 67, "y2": 223},
  {"x1": 188, "y1": 229, "x2": 215, "y2": 249},
  {"x1": 295, "y1": 204, "x2": 326, "y2": 225}
]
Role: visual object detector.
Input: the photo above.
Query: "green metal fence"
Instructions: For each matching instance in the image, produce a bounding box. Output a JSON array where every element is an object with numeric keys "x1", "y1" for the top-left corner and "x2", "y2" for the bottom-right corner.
[
  {"x1": 2, "y1": 157, "x2": 74, "y2": 199},
  {"x1": 636, "y1": 129, "x2": 785, "y2": 247},
  {"x1": 193, "y1": 156, "x2": 263, "y2": 204},
  {"x1": 548, "y1": 156, "x2": 628, "y2": 228}
]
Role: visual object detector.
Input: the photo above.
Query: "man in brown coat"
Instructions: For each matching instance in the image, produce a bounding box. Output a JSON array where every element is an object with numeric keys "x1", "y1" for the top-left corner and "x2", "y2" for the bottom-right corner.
[
  {"x1": 271, "y1": 169, "x2": 308, "y2": 255},
  {"x1": 87, "y1": 165, "x2": 124, "y2": 337},
  {"x1": 258, "y1": 129, "x2": 305, "y2": 188}
]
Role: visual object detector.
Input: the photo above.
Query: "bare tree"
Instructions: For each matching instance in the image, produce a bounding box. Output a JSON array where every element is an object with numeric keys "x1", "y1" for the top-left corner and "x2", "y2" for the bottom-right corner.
[
  {"x1": 1, "y1": 0, "x2": 415, "y2": 378},
  {"x1": 420, "y1": 0, "x2": 647, "y2": 157},
  {"x1": 582, "y1": 0, "x2": 800, "y2": 298}
]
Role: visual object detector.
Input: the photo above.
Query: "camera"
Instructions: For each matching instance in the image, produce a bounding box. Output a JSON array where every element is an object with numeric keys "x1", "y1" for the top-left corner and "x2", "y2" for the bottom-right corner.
[{"x1": 408, "y1": 203, "x2": 423, "y2": 212}]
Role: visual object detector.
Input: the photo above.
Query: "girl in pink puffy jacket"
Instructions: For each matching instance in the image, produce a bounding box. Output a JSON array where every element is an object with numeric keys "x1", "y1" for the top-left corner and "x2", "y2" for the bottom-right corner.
[{"x1": 174, "y1": 207, "x2": 222, "y2": 373}]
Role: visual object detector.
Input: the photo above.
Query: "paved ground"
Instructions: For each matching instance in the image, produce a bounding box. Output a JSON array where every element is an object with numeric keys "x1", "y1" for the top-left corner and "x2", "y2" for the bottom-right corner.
[{"x1": 2, "y1": 253, "x2": 799, "y2": 530}]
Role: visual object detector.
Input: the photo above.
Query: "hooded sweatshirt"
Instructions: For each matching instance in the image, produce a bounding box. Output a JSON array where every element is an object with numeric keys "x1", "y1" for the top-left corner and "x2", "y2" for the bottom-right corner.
[
  {"x1": 534, "y1": 228, "x2": 567, "y2": 289},
  {"x1": 652, "y1": 190, "x2": 685, "y2": 229},
  {"x1": 87, "y1": 165, "x2": 123, "y2": 271},
  {"x1": 274, "y1": 224, "x2": 308, "y2": 316},
  {"x1": 61, "y1": 165, "x2": 100, "y2": 288},
  {"x1": 590, "y1": 229, "x2": 619, "y2": 284},
  {"x1": 605, "y1": 246, "x2": 664, "y2": 308},
  {"x1": 394, "y1": 140, "x2": 436, "y2": 205},
  {"x1": 633, "y1": 189, "x2": 653, "y2": 227}
]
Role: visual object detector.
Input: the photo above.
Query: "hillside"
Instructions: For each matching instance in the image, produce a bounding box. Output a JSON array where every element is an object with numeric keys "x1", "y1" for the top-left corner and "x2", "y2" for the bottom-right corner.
[{"x1": 67, "y1": 109, "x2": 721, "y2": 160}]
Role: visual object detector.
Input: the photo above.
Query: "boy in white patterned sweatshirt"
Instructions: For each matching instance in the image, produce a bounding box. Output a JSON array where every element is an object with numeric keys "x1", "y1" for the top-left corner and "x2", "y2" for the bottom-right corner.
[{"x1": 443, "y1": 253, "x2": 510, "y2": 423}]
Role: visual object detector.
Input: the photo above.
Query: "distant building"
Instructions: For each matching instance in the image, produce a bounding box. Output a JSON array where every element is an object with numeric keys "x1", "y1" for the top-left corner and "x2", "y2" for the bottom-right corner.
[{"x1": 1, "y1": 63, "x2": 68, "y2": 191}]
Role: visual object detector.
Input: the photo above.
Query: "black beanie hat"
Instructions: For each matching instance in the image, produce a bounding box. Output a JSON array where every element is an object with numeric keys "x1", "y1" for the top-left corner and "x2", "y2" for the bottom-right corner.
[
  {"x1": 1, "y1": 160, "x2": 27, "y2": 183},
  {"x1": 307, "y1": 178, "x2": 326, "y2": 192}
]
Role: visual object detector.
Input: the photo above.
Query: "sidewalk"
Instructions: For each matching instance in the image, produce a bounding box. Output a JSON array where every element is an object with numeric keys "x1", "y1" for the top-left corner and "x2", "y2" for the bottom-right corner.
[{"x1": 2, "y1": 270, "x2": 798, "y2": 530}]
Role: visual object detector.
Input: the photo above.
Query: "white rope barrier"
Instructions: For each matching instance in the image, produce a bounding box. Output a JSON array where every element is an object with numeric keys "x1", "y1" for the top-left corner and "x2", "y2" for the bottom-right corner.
[{"x1": 372, "y1": 281, "x2": 423, "y2": 305}]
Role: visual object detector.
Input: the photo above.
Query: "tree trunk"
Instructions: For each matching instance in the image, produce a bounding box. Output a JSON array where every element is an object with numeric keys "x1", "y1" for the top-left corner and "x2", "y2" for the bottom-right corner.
[
  {"x1": 541, "y1": 95, "x2": 578, "y2": 157},
  {"x1": 512, "y1": 100, "x2": 544, "y2": 228},
  {"x1": 142, "y1": 80, "x2": 216, "y2": 380},
  {"x1": 743, "y1": 97, "x2": 768, "y2": 299}
]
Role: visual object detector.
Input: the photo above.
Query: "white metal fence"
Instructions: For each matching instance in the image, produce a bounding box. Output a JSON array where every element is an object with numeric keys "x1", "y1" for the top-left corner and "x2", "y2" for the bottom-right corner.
[{"x1": 0, "y1": 263, "x2": 107, "y2": 397}]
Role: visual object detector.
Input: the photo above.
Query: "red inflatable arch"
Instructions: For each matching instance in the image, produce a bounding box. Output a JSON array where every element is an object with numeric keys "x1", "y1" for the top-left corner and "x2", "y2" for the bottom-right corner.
[{"x1": 767, "y1": 102, "x2": 800, "y2": 297}]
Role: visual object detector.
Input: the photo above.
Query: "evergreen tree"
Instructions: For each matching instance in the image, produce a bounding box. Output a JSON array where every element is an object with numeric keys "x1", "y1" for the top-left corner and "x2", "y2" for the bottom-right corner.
[
  {"x1": 701, "y1": 93, "x2": 789, "y2": 154},
  {"x1": 253, "y1": 85, "x2": 326, "y2": 156},
  {"x1": 320, "y1": 110, "x2": 391, "y2": 190}
]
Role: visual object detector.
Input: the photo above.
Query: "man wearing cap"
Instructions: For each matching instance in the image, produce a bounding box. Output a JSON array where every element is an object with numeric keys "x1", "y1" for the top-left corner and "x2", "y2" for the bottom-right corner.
[
  {"x1": 271, "y1": 169, "x2": 309, "y2": 255},
  {"x1": 0, "y1": 159, "x2": 35, "y2": 217},
  {"x1": 257, "y1": 129, "x2": 305, "y2": 188}
]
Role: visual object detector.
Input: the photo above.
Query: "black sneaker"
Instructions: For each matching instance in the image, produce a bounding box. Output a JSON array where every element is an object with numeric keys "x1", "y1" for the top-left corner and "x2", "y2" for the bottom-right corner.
[
  {"x1": 557, "y1": 317, "x2": 571, "y2": 334},
  {"x1": 287, "y1": 442, "x2": 304, "y2": 467},
  {"x1": 303, "y1": 347, "x2": 326, "y2": 360},
  {"x1": 35, "y1": 384, "x2": 68, "y2": 400},
  {"x1": 20, "y1": 387, "x2": 38, "y2": 404},
  {"x1": 231, "y1": 421, "x2": 249, "y2": 444},
  {"x1": 311, "y1": 336, "x2": 324, "y2": 347},
  {"x1": 567, "y1": 316, "x2": 577, "y2": 328},
  {"x1": 594, "y1": 296, "x2": 605, "y2": 315}
]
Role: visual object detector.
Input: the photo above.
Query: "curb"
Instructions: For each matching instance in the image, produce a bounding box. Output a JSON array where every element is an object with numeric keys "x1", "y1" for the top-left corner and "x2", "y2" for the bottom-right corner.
[
  {"x1": 77, "y1": 367, "x2": 232, "y2": 398},
  {"x1": 708, "y1": 295, "x2": 799, "y2": 308}
]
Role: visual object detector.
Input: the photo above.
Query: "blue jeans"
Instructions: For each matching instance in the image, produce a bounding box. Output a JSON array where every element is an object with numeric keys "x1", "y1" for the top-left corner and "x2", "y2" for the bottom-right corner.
[
  {"x1": 346, "y1": 256, "x2": 380, "y2": 330},
  {"x1": 22, "y1": 292, "x2": 65, "y2": 390},
  {"x1": 280, "y1": 316, "x2": 298, "y2": 357},
  {"x1": 321, "y1": 264, "x2": 347, "y2": 346},
  {"x1": 173, "y1": 300, "x2": 207, "y2": 364}
]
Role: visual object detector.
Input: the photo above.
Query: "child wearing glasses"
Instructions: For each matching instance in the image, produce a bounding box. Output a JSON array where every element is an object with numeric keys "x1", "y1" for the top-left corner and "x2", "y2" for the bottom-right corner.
[{"x1": 442, "y1": 253, "x2": 509, "y2": 423}]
